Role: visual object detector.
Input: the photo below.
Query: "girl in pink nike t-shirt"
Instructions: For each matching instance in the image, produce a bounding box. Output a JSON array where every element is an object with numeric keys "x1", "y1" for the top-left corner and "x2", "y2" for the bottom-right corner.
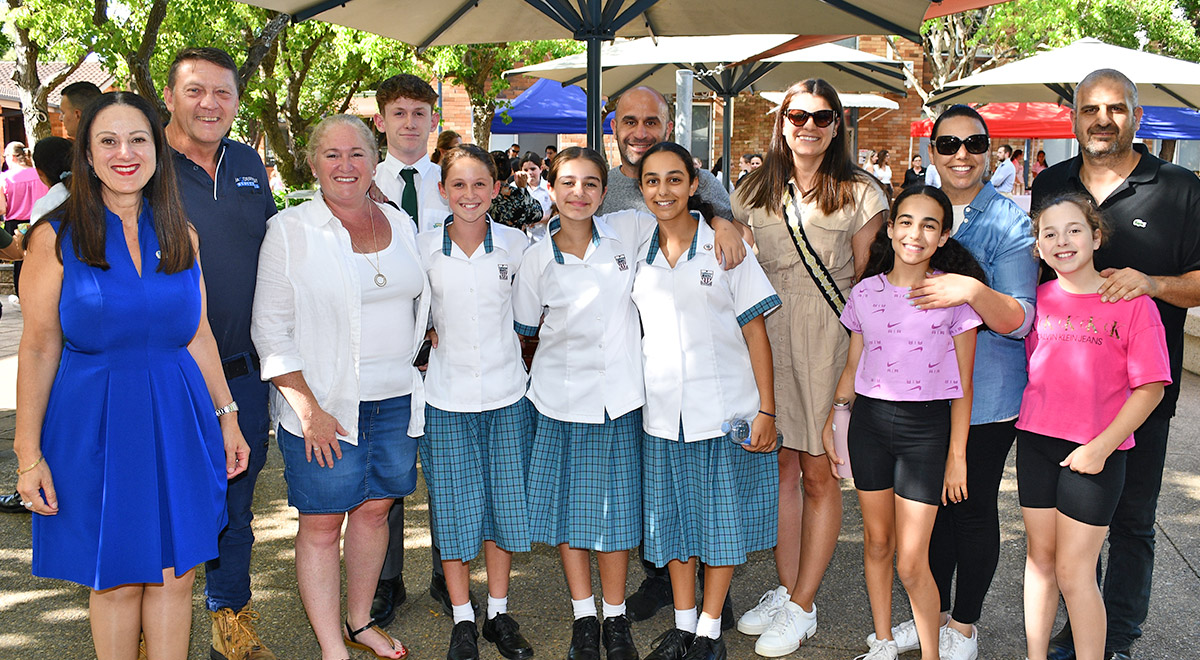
[
  {"x1": 824, "y1": 186, "x2": 984, "y2": 659},
  {"x1": 1017, "y1": 194, "x2": 1169, "y2": 660}
]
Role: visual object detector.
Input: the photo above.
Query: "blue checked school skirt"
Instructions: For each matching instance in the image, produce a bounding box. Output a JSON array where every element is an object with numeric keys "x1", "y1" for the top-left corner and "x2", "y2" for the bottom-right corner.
[
  {"x1": 419, "y1": 398, "x2": 533, "y2": 561},
  {"x1": 527, "y1": 407, "x2": 642, "y2": 552},
  {"x1": 642, "y1": 429, "x2": 779, "y2": 567}
]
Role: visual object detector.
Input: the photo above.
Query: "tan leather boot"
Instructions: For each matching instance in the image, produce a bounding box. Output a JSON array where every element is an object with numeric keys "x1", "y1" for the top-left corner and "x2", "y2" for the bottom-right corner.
[{"x1": 210, "y1": 606, "x2": 276, "y2": 660}]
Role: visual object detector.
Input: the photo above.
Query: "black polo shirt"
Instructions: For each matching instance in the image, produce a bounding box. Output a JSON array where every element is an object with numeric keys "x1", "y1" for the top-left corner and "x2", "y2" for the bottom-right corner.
[
  {"x1": 1032, "y1": 143, "x2": 1200, "y2": 418},
  {"x1": 172, "y1": 138, "x2": 277, "y2": 360}
]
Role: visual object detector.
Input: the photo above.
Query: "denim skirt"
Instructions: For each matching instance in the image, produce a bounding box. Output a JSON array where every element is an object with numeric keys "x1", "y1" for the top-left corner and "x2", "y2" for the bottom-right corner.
[{"x1": 277, "y1": 396, "x2": 418, "y2": 514}]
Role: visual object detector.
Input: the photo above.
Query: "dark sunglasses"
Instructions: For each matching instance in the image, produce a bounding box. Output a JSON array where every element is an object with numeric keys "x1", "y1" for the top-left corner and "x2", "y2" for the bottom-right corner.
[
  {"x1": 783, "y1": 108, "x2": 838, "y2": 128},
  {"x1": 933, "y1": 134, "x2": 990, "y2": 155}
]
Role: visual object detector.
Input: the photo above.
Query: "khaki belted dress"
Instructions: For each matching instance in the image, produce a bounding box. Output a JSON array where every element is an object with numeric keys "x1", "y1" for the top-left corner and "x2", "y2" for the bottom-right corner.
[{"x1": 732, "y1": 178, "x2": 888, "y2": 454}]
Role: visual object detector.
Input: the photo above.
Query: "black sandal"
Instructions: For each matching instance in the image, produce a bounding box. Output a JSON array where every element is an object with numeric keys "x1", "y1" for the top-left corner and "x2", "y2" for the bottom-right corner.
[{"x1": 344, "y1": 620, "x2": 408, "y2": 659}]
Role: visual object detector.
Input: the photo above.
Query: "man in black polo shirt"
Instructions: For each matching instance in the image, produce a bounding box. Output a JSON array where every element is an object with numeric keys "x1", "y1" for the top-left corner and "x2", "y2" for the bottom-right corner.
[
  {"x1": 1031, "y1": 68, "x2": 1200, "y2": 660},
  {"x1": 163, "y1": 47, "x2": 277, "y2": 660}
]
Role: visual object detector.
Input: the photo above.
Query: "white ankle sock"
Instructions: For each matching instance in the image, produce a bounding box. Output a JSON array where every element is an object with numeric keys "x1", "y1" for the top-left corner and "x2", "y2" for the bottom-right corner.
[
  {"x1": 452, "y1": 602, "x2": 474, "y2": 624},
  {"x1": 487, "y1": 595, "x2": 507, "y2": 620},
  {"x1": 674, "y1": 607, "x2": 698, "y2": 634},
  {"x1": 572, "y1": 596, "x2": 597, "y2": 620},
  {"x1": 601, "y1": 599, "x2": 626, "y2": 619},
  {"x1": 696, "y1": 613, "x2": 721, "y2": 639}
]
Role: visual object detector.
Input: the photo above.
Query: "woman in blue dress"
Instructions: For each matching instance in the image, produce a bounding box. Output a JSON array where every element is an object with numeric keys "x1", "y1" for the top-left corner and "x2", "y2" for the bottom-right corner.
[{"x1": 14, "y1": 92, "x2": 249, "y2": 660}]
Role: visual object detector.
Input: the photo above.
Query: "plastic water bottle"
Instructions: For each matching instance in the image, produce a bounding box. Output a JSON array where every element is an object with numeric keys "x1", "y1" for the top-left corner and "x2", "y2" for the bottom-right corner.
[
  {"x1": 722, "y1": 419, "x2": 751, "y2": 446},
  {"x1": 831, "y1": 398, "x2": 853, "y2": 479}
]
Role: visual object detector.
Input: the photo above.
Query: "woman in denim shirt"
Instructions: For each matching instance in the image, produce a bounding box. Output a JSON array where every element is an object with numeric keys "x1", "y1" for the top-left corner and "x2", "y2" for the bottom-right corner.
[{"x1": 889, "y1": 104, "x2": 1039, "y2": 660}]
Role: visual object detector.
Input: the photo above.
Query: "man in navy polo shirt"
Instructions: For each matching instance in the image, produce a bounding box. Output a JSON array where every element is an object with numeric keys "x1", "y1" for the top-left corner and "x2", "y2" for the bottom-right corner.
[
  {"x1": 163, "y1": 47, "x2": 277, "y2": 660},
  {"x1": 1032, "y1": 68, "x2": 1200, "y2": 660}
]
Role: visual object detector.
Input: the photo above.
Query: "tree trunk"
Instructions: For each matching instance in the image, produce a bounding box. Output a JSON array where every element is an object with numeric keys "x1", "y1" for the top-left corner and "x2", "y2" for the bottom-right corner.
[
  {"x1": 125, "y1": 0, "x2": 168, "y2": 118},
  {"x1": 471, "y1": 104, "x2": 494, "y2": 148},
  {"x1": 240, "y1": 11, "x2": 290, "y2": 90}
]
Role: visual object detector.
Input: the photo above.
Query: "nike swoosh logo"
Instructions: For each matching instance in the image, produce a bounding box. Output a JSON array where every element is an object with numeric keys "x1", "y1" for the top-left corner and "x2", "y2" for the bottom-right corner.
[
  {"x1": 908, "y1": 385, "x2": 922, "y2": 391},
  {"x1": 931, "y1": 322, "x2": 945, "y2": 329},
  {"x1": 928, "y1": 362, "x2": 941, "y2": 369},
  {"x1": 870, "y1": 346, "x2": 883, "y2": 351},
  {"x1": 887, "y1": 321, "x2": 901, "y2": 328},
  {"x1": 909, "y1": 346, "x2": 924, "y2": 352},
  {"x1": 887, "y1": 361, "x2": 899, "y2": 367}
]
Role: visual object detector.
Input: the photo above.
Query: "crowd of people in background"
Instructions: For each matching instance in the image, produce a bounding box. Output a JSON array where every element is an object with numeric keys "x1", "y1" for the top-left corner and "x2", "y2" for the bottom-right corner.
[{"x1": 1, "y1": 43, "x2": 1195, "y2": 660}]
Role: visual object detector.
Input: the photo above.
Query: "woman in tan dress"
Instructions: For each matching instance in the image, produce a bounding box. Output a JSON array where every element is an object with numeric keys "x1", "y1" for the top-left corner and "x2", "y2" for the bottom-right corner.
[{"x1": 731, "y1": 78, "x2": 887, "y2": 655}]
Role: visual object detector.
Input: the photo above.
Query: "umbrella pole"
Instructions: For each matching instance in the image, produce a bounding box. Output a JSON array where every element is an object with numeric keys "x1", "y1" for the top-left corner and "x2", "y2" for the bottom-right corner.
[
  {"x1": 587, "y1": 36, "x2": 602, "y2": 150},
  {"x1": 722, "y1": 93, "x2": 733, "y2": 190}
]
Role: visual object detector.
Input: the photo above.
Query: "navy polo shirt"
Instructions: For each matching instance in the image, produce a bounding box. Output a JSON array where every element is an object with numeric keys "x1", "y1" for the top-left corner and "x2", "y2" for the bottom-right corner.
[
  {"x1": 1032, "y1": 143, "x2": 1200, "y2": 418},
  {"x1": 172, "y1": 138, "x2": 277, "y2": 359}
]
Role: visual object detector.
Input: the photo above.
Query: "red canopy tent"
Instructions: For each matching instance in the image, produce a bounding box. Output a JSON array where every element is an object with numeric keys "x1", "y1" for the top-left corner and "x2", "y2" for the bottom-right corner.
[{"x1": 911, "y1": 102, "x2": 1076, "y2": 138}]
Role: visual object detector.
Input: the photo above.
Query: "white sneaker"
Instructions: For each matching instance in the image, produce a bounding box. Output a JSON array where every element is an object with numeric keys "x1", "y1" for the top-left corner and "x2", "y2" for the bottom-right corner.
[
  {"x1": 736, "y1": 586, "x2": 789, "y2": 635},
  {"x1": 754, "y1": 601, "x2": 816, "y2": 657},
  {"x1": 866, "y1": 618, "x2": 941, "y2": 653},
  {"x1": 939, "y1": 625, "x2": 978, "y2": 660},
  {"x1": 854, "y1": 637, "x2": 898, "y2": 660}
]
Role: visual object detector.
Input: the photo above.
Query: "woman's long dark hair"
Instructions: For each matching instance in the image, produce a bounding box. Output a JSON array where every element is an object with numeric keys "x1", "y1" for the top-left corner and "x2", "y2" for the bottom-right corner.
[
  {"x1": 636, "y1": 141, "x2": 715, "y2": 221},
  {"x1": 736, "y1": 78, "x2": 877, "y2": 216},
  {"x1": 861, "y1": 185, "x2": 987, "y2": 284},
  {"x1": 37, "y1": 92, "x2": 194, "y2": 274}
]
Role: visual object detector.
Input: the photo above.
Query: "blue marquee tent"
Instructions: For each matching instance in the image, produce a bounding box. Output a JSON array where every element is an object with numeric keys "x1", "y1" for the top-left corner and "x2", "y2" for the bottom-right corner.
[{"x1": 491, "y1": 78, "x2": 613, "y2": 135}]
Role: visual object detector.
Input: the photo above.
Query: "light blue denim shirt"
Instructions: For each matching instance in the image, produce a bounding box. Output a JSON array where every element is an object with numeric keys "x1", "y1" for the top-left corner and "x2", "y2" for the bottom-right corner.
[{"x1": 953, "y1": 182, "x2": 1038, "y2": 425}]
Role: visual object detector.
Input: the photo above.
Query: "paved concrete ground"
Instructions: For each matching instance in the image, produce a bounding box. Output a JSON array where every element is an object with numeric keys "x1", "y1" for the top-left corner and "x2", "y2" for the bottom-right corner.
[{"x1": 0, "y1": 304, "x2": 1196, "y2": 659}]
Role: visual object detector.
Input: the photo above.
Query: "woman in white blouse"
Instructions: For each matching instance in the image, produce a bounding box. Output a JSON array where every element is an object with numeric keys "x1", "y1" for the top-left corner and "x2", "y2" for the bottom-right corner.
[{"x1": 252, "y1": 115, "x2": 429, "y2": 660}]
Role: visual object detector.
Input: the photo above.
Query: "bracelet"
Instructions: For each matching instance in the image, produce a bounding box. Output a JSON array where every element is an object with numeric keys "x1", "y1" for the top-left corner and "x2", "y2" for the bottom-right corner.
[
  {"x1": 758, "y1": 410, "x2": 776, "y2": 418},
  {"x1": 215, "y1": 401, "x2": 239, "y2": 417},
  {"x1": 16, "y1": 456, "x2": 43, "y2": 475}
]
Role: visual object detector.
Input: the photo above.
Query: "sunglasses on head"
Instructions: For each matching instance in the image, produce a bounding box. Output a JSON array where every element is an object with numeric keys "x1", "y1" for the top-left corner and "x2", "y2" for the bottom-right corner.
[
  {"x1": 783, "y1": 108, "x2": 838, "y2": 128},
  {"x1": 933, "y1": 134, "x2": 990, "y2": 155}
]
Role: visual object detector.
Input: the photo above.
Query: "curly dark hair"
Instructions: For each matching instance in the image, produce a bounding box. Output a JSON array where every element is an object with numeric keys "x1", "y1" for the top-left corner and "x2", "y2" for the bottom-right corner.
[{"x1": 861, "y1": 185, "x2": 987, "y2": 284}]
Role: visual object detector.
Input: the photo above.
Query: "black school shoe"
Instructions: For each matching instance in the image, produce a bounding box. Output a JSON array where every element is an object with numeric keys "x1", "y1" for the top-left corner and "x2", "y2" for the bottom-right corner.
[
  {"x1": 602, "y1": 614, "x2": 638, "y2": 660},
  {"x1": 370, "y1": 575, "x2": 407, "y2": 628},
  {"x1": 680, "y1": 636, "x2": 725, "y2": 660},
  {"x1": 447, "y1": 620, "x2": 479, "y2": 660},
  {"x1": 627, "y1": 576, "x2": 673, "y2": 621},
  {"x1": 1046, "y1": 625, "x2": 1076, "y2": 660},
  {"x1": 568, "y1": 616, "x2": 601, "y2": 660},
  {"x1": 482, "y1": 613, "x2": 534, "y2": 660},
  {"x1": 644, "y1": 628, "x2": 695, "y2": 660}
]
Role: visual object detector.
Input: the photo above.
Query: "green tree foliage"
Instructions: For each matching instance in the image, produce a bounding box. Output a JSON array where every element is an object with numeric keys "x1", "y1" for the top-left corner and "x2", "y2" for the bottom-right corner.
[
  {"x1": 922, "y1": 0, "x2": 1200, "y2": 105},
  {"x1": 421, "y1": 40, "x2": 583, "y2": 146}
]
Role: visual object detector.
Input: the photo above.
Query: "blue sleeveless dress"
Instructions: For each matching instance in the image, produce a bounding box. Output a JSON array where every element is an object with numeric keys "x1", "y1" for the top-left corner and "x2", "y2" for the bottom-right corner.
[{"x1": 31, "y1": 206, "x2": 228, "y2": 590}]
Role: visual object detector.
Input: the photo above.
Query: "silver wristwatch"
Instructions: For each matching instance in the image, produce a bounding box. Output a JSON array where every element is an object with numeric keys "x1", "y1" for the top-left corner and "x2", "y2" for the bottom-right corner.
[{"x1": 215, "y1": 401, "x2": 240, "y2": 417}]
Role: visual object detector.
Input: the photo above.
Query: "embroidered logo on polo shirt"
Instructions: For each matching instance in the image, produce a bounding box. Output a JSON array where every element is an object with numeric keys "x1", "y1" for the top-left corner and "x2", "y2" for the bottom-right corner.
[
  {"x1": 1133, "y1": 218, "x2": 1147, "y2": 228},
  {"x1": 235, "y1": 176, "x2": 261, "y2": 189},
  {"x1": 498, "y1": 264, "x2": 509, "y2": 281},
  {"x1": 615, "y1": 254, "x2": 628, "y2": 271},
  {"x1": 700, "y1": 269, "x2": 714, "y2": 286}
]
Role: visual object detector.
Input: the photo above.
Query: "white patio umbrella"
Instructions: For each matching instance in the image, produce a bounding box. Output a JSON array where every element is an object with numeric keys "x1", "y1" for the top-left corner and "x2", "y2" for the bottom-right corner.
[
  {"x1": 927, "y1": 37, "x2": 1200, "y2": 108},
  {"x1": 505, "y1": 37, "x2": 907, "y2": 182},
  {"x1": 235, "y1": 0, "x2": 995, "y2": 147}
]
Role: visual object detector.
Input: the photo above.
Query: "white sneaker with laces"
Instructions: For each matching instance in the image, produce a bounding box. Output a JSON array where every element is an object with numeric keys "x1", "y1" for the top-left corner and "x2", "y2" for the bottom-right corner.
[
  {"x1": 854, "y1": 637, "x2": 898, "y2": 660},
  {"x1": 736, "y1": 586, "x2": 789, "y2": 636},
  {"x1": 939, "y1": 624, "x2": 979, "y2": 660},
  {"x1": 754, "y1": 601, "x2": 816, "y2": 657},
  {"x1": 866, "y1": 618, "x2": 942, "y2": 653}
]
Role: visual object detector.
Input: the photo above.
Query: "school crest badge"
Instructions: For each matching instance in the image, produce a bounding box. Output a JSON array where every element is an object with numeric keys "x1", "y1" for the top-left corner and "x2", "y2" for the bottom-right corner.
[
  {"x1": 700, "y1": 269, "x2": 714, "y2": 286},
  {"x1": 498, "y1": 264, "x2": 509, "y2": 281},
  {"x1": 615, "y1": 254, "x2": 628, "y2": 271}
]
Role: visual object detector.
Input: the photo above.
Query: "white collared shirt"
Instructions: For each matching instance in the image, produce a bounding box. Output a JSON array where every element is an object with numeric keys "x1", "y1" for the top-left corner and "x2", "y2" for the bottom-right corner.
[
  {"x1": 632, "y1": 217, "x2": 781, "y2": 442},
  {"x1": 252, "y1": 193, "x2": 431, "y2": 444},
  {"x1": 418, "y1": 219, "x2": 531, "y2": 412},
  {"x1": 526, "y1": 178, "x2": 552, "y2": 216},
  {"x1": 375, "y1": 152, "x2": 450, "y2": 232},
  {"x1": 514, "y1": 210, "x2": 656, "y2": 423}
]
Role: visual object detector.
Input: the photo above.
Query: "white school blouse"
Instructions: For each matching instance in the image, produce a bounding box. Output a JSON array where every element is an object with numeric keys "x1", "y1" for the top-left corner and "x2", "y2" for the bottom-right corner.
[
  {"x1": 513, "y1": 211, "x2": 656, "y2": 423},
  {"x1": 418, "y1": 218, "x2": 530, "y2": 413},
  {"x1": 251, "y1": 194, "x2": 431, "y2": 443},
  {"x1": 632, "y1": 217, "x2": 781, "y2": 442},
  {"x1": 374, "y1": 153, "x2": 451, "y2": 233}
]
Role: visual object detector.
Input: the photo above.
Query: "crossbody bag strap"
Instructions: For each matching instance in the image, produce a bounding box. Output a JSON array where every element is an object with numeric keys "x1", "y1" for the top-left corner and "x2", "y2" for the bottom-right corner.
[{"x1": 783, "y1": 183, "x2": 846, "y2": 317}]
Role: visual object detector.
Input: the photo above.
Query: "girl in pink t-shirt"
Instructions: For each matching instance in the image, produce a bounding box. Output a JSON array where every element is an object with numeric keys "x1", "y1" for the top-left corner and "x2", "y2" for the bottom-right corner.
[
  {"x1": 824, "y1": 185, "x2": 984, "y2": 660},
  {"x1": 1017, "y1": 195, "x2": 1170, "y2": 660}
]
